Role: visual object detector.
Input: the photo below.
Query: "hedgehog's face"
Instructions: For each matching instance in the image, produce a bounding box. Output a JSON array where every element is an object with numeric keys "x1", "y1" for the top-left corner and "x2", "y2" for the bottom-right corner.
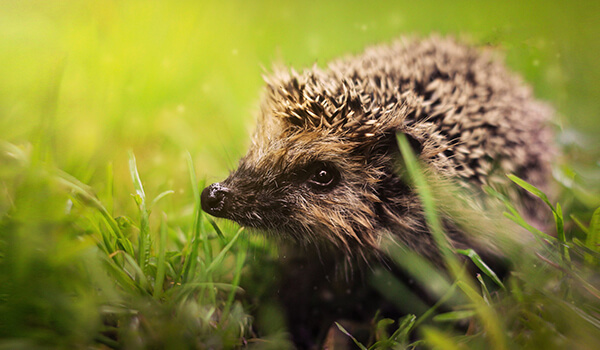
[
  {"x1": 201, "y1": 128, "x2": 397, "y2": 252},
  {"x1": 200, "y1": 69, "x2": 425, "y2": 253}
]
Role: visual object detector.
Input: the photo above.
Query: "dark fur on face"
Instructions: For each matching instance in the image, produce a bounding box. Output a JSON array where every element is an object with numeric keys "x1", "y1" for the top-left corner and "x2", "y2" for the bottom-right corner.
[{"x1": 202, "y1": 36, "x2": 553, "y2": 263}]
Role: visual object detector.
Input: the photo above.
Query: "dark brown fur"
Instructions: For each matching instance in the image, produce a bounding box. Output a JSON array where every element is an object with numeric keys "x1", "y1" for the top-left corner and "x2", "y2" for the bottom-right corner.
[{"x1": 201, "y1": 36, "x2": 554, "y2": 348}]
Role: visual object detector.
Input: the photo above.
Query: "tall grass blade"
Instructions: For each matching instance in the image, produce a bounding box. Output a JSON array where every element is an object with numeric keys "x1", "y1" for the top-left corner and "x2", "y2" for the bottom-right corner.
[
  {"x1": 105, "y1": 162, "x2": 114, "y2": 215},
  {"x1": 508, "y1": 175, "x2": 572, "y2": 268},
  {"x1": 206, "y1": 227, "x2": 244, "y2": 274},
  {"x1": 571, "y1": 214, "x2": 590, "y2": 235},
  {"x1": 167, "y1": 283, "x2": 243, "y2": 299},
  {"x1": 397, "y1": 133, "x2": 460, "y2": 275},
  {"x1": 554, "y1": 202, "x2": 571, "y2": 267},
  {"x1": 123, "y1": 252, "x2": 150, "y2": 292},
  {"x1": 476, "y1": 274, "x2": 493, "y2": 304},
  {"x1": 398, "y1": 133, "x2": 506, "y2": 350},
  {"x1": 485, "y1": 185, "x2": 557, "y2": 244},
  {"x1": 182, "y1": 152, "x2": 204, "y2": 283},
  {"x1": 586, "y1": 207, "x2": 600, "y2": 257},
  {"x1": 507, "y1": 174, "x2": 553, "y2": 209},
  {"x1": 456, "y1": 280, "x2": 506, "y2": 344},
  {"x1": 432, "y1": 310, "x2": 477, "y2": 322},
  {"x1": 102, "y1": 255, "x2": 141, "y2": 293},
  {"x1": 414, "y1": 282, "x2": 459, "y2": 330},
  {"x1": 457, "y1": 248, "x2": 505, "y2": 289},
  {"x1": 335, "y1": 323, "x2": 368, "y2": 350},
  {"x1": 54, "y1": 168, "x2": 134, "y2": 256},
  {"x1": 186, "y1": 151, "x2": 201, "y2": 241},
  {"x1": 153, "y1": 214, "x2": 168, "y2": 300},
  {"x1": 373, "y1": 317, "x2": 394, "y2": 342},
  {"x1": 128, "y1": 151, "x2": 151, "y2": 275},
  {"x1": 221, "y1": 239, "x2": 247, "y2": 324},
  {"x1": 150, "y1": 190, "x2": 175, "y2": 209},
  {"x1": 573, "y1": 238, "x2": 600, "y2": 260},
  {"x1": 208, "y1": 216, "x2": 225, "y2": 240},
  {"x1": 390, "y1": 314, "x2": 416, "y2": 344},
  {"x1": 422, "y1": 327, "x2": 462, "y2": 350}
]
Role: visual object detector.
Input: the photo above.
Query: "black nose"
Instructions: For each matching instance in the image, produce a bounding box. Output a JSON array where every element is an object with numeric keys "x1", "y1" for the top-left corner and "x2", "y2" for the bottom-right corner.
[{"x1": 201, "y1": 183, "x2": 231, "y2": 217}]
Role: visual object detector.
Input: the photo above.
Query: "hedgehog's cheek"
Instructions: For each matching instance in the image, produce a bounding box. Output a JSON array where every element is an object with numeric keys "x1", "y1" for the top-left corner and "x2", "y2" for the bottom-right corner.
[{"x1": 201, "y1": 182, "x2": 232, "y2": 218}]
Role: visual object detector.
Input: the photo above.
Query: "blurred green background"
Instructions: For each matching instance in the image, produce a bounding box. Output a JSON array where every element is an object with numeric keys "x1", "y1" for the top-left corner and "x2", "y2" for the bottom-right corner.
[
  {"x1": 1, "y1": 0, "x2": 598, "y2": 196},
  {"x1": 1, "y1": 1, "x2": 600, "y2": 348}
]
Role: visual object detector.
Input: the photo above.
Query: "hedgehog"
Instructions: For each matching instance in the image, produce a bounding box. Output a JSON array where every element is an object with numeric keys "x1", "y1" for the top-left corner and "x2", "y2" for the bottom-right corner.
[{"x1": 201, "y1": 36, "x2": 554, "y2": 348}]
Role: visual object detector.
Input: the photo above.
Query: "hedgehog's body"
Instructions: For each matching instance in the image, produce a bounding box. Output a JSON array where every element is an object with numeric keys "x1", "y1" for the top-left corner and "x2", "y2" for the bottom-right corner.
[{"x1": 201, "y1": 37, "x2": 553, "y2": 348}]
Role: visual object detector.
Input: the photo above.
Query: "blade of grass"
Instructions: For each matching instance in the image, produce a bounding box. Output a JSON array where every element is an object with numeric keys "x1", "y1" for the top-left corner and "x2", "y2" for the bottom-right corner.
[
  {"x1": 54, "y1": 168, "x2": 134, "y2": 257},
  {"x1": 476, "y1": 274, "x2": 493, "y2": 304},
  {"x1": 508, "y1": 175, "x2": 571, "y2": 268},
  {"x1": 456, "y1": 280, "x2": 505, "y2": 347},
  {"x1": 206, "y1": 227, "x2": 244, "y2": 274},
  {"x1": 123, "y1": 251, "x2": 150, "y2": 293},
  {"x1": 432, "y1": 310, "x2": 477, "y2": 322},
  {"x1": 167, "y1": 282, "x2": 243, "y2": 300},
  {"x1": 502, "y1": 211, "x2": 557, "y2": 248},
  {"x1": 221, "y1": 238, "x2": 247, "y2": 324},
  {"x1": 182, "y1": 152, "x2": 204, "y2": 283},
  {"x1": 571, "y1": 214, "x2": 589, "y2": 235},
  {"x1": 374, "y1": 317, "x2": 394, "y2": 342},
  {"x1": 150, "y1": 190, "x2": 175, "y2": 209},
  {"x1": 369, "y1": 266, "x2": 431, "y2": 316},
  {"x1": 422, "y1": 327, "x2": 462, "y2": 350},
  {"x1": 398, "y1": 133, "x2": 506, "y2": 350},
  {"x1": 101, "y1": 254, "x2": 142, "y2": 294},
  {"x1": 573, "y1": 238, "x2": 600, "y2": 260},
  {"x1": 413, "y1": 281, "x2": 459, "y2": 330},
  {"x1": 390, "y1": 314, "x2": 416, "y2": 344},
  {"x1": 484, "y1": 185, "x2": 557, "y2": 245},
  {"x1": 586, "y1": 207, "x2": 600, "y2": 262},
  {"x1": 335, "y1": 322, "x2": 368, "y2": 350},
  {"x1": 554, "y1": 202, "x2": 571, "y2": 266},
  {"x1": 128, "y1": 151, "x2": 151, "y2": 276},
  {"x1": 507, "y1": 174, "x2": 553, "y2": 208},
  {"x1": 105, "y1": 161, "x2": 114, "y2": 215},
  {"x1": 153, "y1": 214, "x2": 168, "y2": 300},
  {"x1": 81, "y1": 212, "x2": 116, "y2": 256},
  {"x1": 397, "y1": 133, "x2": 460, "y2": 275},
  {"x1": 207, "y1": 216, "x2": 225, "y2": 240},
  {"x1": 380, "y1": 235, "x2": 455, "y2": 301},
  {"x1": 456, "y1": 248, "x2": 505, "y2": 289}
]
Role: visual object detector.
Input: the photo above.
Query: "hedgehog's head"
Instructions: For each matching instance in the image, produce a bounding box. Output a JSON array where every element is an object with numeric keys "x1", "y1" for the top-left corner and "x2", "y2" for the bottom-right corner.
[{"x1": 201, "y1": 69, "x2": 431, "y2": 255}]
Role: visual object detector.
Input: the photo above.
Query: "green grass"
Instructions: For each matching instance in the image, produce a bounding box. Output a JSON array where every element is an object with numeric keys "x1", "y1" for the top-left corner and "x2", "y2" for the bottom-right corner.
[
  {"x1": 0, "y1": 142, "x2": 252, "y2": 348},
  {"x1": 351, "y1": 135, "x2": 600, "y2": 349},
  {"x1": 1, "y1": 0, "x2": 600, "y2": 349}
]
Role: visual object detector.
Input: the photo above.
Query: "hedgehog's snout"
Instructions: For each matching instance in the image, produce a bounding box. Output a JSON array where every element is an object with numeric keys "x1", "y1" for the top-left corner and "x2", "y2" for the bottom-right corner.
[{"x1": 201, "y1": 182, "x2": 231, "y2": 218}]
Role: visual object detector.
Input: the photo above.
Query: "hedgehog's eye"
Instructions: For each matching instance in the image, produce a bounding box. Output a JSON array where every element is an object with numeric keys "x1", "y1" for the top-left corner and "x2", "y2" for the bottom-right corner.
[{"x1": 306, "y1": 162, "x2": 339, "y2": 190}]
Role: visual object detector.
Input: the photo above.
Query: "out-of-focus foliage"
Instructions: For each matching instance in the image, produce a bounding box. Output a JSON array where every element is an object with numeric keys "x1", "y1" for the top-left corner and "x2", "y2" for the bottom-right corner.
[{"x1": 0, "y1": 142, "x2": 254, "y2": 348}]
